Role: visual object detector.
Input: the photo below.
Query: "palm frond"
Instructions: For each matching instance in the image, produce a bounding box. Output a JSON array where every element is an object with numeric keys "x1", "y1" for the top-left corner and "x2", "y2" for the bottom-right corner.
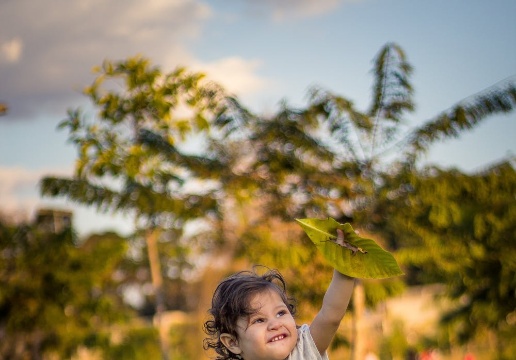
[
  {"x1": 306, "y1": 87, "x2": 371, "y2": 162},
  {"x1": 368, "y1": 42, "x2": 415, "y2": 122},
  {"x1": 404, "y1": 79, "x2": 516, "y2": 163}
]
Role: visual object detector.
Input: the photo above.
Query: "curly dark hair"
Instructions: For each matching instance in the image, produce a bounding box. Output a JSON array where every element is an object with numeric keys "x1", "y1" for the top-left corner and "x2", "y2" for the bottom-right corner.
[{"x1": 203, "y1": 267, "x2": 297, "y2": 359}]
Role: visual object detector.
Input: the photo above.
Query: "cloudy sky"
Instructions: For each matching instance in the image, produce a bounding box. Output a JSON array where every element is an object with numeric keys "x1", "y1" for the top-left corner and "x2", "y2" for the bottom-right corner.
[{"x1": 1, "y1": 0, "x2": 515, "y2": 237}]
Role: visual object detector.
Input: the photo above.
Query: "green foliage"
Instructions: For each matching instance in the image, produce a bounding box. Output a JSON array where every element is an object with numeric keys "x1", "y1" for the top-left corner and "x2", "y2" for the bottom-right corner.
[
  {"x1": 169, "y1": 321, "x2": 202, "y2": 360},
  {"x1": 211, "y1": 42, "x2": 516, "y2": 354},
  {"x1": 0, "y1": 219, "x2": 131, "y2": 359},
  {"x1": 101, "y1": 326, "x2": 161, "y2": 360},
  {"x1": 385, "y1": 160, "x2": 516, "y2": 350},
  {"x1": 378, "y1": 321, "x2": 410, "y2": 360},
  {"x1": 40, "y1": 55, "x2": 233, "y2": 358},
  {"x1": 41, "y1": 55, "x2": 229, "y2": 228},
  {"x1": 296, "y1": 218, "x2": 403, "y2": 278},
  {"x1": 37, "y1": 43, "x2": 516, "y2": 357},
  {"x1": 405, "y1": 82, "x2": 516, "y2": 162},
  {"x1": 214, "y1": 44, "x2": 515, "y2": 239},
  {"x1": 369, "y1": 42, "x2": 414, "y2": 122}
]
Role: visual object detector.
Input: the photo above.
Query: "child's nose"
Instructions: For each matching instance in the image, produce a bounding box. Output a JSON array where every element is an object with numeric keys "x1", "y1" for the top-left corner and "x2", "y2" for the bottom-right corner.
[{"x1": 268, "y1": 318, "x2": 281, "y2": 330}]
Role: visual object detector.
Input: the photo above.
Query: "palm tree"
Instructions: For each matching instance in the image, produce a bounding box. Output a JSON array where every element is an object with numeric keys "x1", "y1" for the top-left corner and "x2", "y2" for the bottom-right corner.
[{"x1": 212, "y1": 42, "x2": 516, "y2": 359}]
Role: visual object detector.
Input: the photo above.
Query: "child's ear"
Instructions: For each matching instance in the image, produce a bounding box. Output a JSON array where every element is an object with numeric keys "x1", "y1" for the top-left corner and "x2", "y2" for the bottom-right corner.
[{"x1": 220, "y1": 333, "x2": 242, "y2": 355}]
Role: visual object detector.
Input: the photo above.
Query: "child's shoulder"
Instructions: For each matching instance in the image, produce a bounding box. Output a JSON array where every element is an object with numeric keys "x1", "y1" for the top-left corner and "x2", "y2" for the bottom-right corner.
[{"x1": 288, "y1": 324, "x2": 328, "y2": 360}]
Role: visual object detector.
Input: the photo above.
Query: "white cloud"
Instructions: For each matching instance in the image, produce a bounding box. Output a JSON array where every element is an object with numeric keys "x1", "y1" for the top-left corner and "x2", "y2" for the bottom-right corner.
[
  {"x1": 0, "y1": 37, "x2": 23, "y2": 63},
  {"x1": 0, "y1": 0, "x2": 212, "y2": 119},
  {"x1": 0, "y1": 166, "x2": 71, "y2": 217},
  {"x1": 193, "y1": 57, "x2": 273, "y2": 96},
  {"x1": 0, "y1": 0, "x2": 277, "y2": 120},
  {"x1": 239, "y1": 0, "x2": 360, "y2": 21},
  {"x1": 270, "y1": 0, "x2": 343, "y2": 20}
]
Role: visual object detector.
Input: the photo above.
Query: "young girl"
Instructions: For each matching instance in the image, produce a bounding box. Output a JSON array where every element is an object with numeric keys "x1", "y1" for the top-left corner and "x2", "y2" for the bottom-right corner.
[{"x1": 203, "y1": 230, "x2": 355, "y2": 360}]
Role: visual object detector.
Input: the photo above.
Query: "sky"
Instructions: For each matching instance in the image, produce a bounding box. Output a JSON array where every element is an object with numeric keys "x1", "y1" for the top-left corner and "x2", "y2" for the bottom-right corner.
[{"x1": 1, "y1": 0, "x2": 515, "y2": 238}]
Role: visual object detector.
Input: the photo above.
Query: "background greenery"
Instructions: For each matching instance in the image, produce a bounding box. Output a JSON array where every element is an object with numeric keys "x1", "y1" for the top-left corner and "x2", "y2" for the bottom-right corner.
[{"x1": 1, "y1": 43, "x2": 515, "y2": 359}]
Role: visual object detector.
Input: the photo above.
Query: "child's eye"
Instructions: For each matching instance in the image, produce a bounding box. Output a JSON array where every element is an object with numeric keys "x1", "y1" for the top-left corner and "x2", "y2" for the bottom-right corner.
[
  {"x1": 277, "y1": 310, "x2": 287, "y2": 317},
  {"x1": 252, "y1": 318, "x2": 265, "y2": 324}
]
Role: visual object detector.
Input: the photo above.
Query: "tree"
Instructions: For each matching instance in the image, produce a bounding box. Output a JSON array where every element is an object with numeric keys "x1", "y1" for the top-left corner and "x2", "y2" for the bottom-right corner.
[
  {"x1": 40, "y1": 43, "x2": 516, "y2": 359},
  {"x1": 212, "y1": 43, "x2": 516, "y2": 358},
  {"x1": 0, "y1": 218, "x2": 130, "y2": 359},
  {"x1": 381, "y1": 159, "x2": 516, "y2": 358},
  {"x1": 40, "y1": 56, "x2": 230, "y2": 360}
]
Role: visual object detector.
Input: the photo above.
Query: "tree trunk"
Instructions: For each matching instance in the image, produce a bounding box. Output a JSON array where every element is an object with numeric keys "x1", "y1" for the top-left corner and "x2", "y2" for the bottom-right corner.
[
  {"x1": 351, "y1": 280, "x2": 366, "y2": 360},
  {"x1": 30, "y1": 331, "x2": 43, "y2": 360},
  {"x1": 146, "y1": 227, "x2": 169, "y2": 360}
]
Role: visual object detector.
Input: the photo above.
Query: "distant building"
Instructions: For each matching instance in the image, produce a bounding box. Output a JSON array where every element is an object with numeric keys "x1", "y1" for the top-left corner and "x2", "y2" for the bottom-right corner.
[{"x1": 35, "y1": 208, "x2": 73, "y2": 233}]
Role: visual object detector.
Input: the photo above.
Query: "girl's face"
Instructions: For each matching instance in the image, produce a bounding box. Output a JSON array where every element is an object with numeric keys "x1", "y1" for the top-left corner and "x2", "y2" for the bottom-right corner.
[{"x1": 221, "y1": 289, "x2": 297, "y2": 360}]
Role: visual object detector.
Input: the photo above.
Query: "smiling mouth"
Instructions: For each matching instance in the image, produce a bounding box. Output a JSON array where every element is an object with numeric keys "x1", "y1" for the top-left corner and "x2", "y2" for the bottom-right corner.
[{"x1": 269, "y1": 334, "x2": 286, "y2": 342}]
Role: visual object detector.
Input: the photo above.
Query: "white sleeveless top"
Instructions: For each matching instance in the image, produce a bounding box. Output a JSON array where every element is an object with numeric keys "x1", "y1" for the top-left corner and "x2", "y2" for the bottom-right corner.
[{"x1": 287, "y1": 324, "x2": 329, "y2": 360}]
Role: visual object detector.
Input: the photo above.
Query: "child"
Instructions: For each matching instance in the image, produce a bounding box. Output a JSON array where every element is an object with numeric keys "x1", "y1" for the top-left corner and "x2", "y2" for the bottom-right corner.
[{"x1": 203, "y1": 229, "x2": 355, "y2": 360}]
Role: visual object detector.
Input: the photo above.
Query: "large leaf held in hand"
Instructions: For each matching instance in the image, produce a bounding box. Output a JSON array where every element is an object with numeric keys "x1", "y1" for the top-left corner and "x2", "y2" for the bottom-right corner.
[{"x1": 296, "y1": 217, "x2": 404, "y2": 279}]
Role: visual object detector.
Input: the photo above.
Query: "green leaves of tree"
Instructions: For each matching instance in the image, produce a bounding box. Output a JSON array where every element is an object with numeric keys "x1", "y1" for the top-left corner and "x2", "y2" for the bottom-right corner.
[
  {"x1": 40, "y1": 56, "x2": 233, "y2": 359},
  {"x1": 0, "y1": 220, "x2": 131, "y2": 358},
  {"x1": 385, "y1": 161, "x2": 516, "y2": 347},
  {"x1": 296, "y1": 217, "x2": 403, "y2": 279},
  {"x1": 404, "y1": 80, "x2": 516, "y2": 162},
  {"x1": 38, "y1": 43, "x2": 516, "y2": 355},
  {"x1": 42, "y1": 55, "x2": 229, "y2": 228}
]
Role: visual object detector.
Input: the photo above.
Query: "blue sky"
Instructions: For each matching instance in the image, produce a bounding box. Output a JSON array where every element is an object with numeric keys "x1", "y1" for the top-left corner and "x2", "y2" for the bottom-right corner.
[{"x1": 1, "y1": 0, "x2": 515, "y2": 237}]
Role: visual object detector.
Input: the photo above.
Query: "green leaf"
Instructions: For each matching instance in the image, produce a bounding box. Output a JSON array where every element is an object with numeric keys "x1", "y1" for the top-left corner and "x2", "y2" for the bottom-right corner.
[{"x1": 296, "y1": 217, "x2": 404, "y2": 279}]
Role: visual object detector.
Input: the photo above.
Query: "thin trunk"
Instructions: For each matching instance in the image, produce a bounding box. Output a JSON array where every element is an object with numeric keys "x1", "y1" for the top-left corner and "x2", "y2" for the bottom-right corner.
[
  {"x1": 351, "y1": 280, "x2": 366, "y2": 360},
  {"x1": 146, "y1": 227, "x2": 170, "y2": 360},
  {"x1": 30, "y1": 331, "x2": 43, "y2": 360}
]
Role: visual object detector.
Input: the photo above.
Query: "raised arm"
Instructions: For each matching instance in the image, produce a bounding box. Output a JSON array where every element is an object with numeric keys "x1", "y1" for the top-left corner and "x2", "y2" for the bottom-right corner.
[{"x1": 309, "y1": 230, "x2": 356, "y2": 355}]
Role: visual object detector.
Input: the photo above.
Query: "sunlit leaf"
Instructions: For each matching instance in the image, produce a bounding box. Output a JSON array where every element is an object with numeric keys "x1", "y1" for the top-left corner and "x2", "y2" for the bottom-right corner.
[{"x1": 296, "y1": 217, "x2": 404, "y2": 279}]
